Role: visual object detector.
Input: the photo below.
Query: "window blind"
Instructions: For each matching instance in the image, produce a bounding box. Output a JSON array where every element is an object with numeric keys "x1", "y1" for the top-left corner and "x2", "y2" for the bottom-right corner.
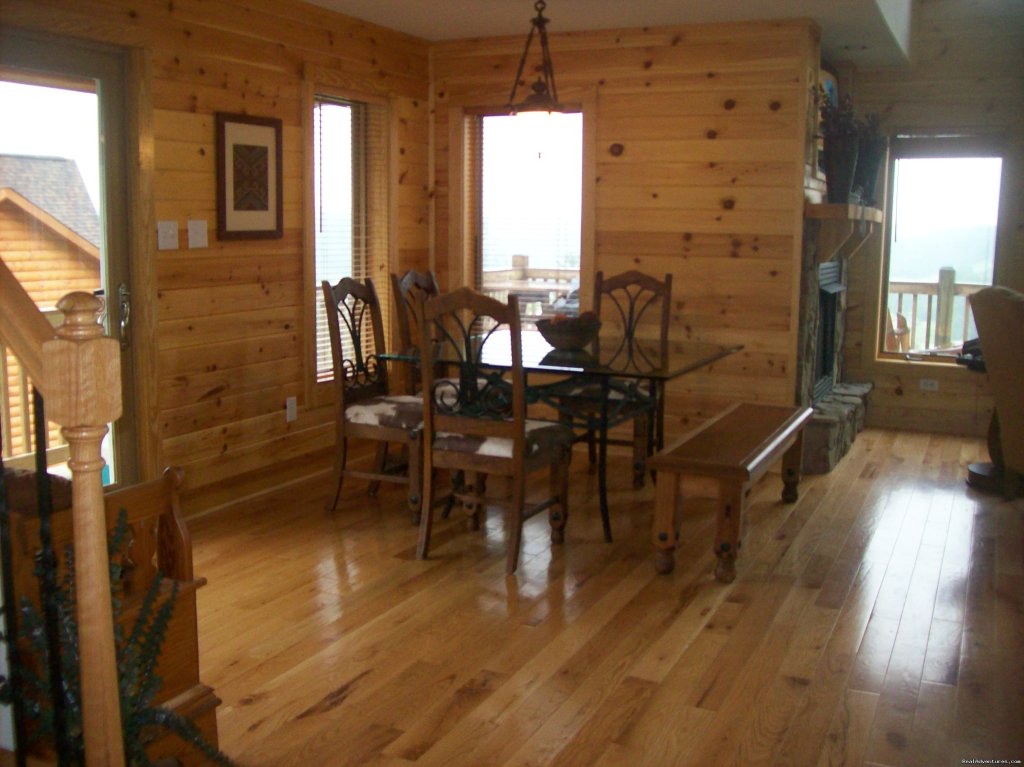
[{"x1": 313, "y1": 95, "x2": 390, "y2": 383}]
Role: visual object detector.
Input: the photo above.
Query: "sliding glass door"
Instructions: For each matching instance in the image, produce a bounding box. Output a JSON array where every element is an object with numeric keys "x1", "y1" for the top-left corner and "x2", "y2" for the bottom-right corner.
[{"x1": 1, "y1": 28, "x2": 138, "y2": 485}]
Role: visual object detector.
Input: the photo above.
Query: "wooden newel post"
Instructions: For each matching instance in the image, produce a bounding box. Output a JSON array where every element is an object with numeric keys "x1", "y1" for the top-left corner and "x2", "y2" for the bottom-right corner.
[{"x1": 43, "y1": 292, "x2": 126, "y2": 767}]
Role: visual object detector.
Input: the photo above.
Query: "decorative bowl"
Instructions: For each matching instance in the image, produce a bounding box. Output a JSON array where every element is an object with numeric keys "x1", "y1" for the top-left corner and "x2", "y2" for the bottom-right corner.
[{"x1": 536, "y1": 317, "x2": 601, "y2": 351}]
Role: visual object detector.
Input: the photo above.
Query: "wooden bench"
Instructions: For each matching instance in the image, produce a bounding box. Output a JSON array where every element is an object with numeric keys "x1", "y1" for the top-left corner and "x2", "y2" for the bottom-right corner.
[
  {"x1": 6, "y1": 467, "x2": 222, "y2": 765},
  {"x1": 648, "y1": 402, "x2": 813, "y2": 583}
]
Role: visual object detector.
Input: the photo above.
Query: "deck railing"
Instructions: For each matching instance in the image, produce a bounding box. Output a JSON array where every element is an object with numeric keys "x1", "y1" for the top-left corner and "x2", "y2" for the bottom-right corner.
[
  {"x1": 887, "y1": 268, "x2": 986, "y2": 352},
  {"x1": 481, "y1": 255, "x2": 577, "y2": 319},
  {"x1": 485, "y1": 259, "x2": 987, "y2": 354}
]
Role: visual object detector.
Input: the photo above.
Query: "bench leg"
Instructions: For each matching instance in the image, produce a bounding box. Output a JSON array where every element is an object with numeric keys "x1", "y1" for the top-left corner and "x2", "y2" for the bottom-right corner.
[
  {"x1": 713, "y1": 481, "x2": 744, "y2": 583},
  {"x1": 652, "y1": 470, "x2": 680, "y2": 574},
  {"x1": 781, "y1": 430, "x2": 805, "y2": 503}
]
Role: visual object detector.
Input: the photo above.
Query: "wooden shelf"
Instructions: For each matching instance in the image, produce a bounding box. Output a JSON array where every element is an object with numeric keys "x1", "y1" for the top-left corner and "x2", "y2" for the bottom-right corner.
[
  {"x1": 804, "y1": 202, "x2": 883, "y2": 262},
  {"x1": 805, "y1": 202, "x2": 883, "y2": 223}
]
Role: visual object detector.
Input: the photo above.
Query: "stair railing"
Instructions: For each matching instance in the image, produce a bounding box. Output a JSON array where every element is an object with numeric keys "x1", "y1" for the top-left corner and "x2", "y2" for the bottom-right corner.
[{"x1": 0, "y1": 257, "x2": 126, "y2": 767}]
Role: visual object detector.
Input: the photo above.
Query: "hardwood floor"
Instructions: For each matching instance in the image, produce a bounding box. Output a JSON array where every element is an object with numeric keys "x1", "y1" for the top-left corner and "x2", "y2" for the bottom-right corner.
[{"x1": 189, "y1": 429, "x2": 1023, "y2": 766}]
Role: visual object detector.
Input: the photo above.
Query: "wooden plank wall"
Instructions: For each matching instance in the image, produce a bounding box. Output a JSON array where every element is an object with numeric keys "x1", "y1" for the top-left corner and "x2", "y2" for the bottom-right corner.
[
  {"x1": 1, "y1": 0, "x2": 430, "y2": 514},
  {"x1": 841, "y1": 0, "x2": 1024, "y2": 436},
  {"x1": 431, "y1": 20, "x2": 819, "y2": 439},
  {"x1": 18, "y1": 2, "x2": 1006, "y2": 503}
]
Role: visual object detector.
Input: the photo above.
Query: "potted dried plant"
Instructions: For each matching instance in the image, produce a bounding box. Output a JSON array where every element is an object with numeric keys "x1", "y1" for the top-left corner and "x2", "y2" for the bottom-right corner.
[
  {"x1": 819, "y1": 88, "x2": 862, "y2": 203},
  {"x1": 853, "y1": 113, "x2": 887, "y2": 206},
  {"x1": 0, "y1": 511, "x2": 236, "y2": 767}
]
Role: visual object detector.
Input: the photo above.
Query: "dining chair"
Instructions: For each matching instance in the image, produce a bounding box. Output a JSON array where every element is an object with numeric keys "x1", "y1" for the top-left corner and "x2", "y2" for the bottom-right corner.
[
  {"x1": 563, "y1": 270, "x2": 673, "y2": 490},
  {"x1": 390, "y1": 269, "x2": 441, "y2": 393},
  {"x1": 416, "y1": 287, "x2": 573, "y2": 575},
  {"x1": 321, "y1": 276, "x2": 423, "y2": 521},
  {"x1": 392, "y1": 268, "x2": 487, "y2": 395}
]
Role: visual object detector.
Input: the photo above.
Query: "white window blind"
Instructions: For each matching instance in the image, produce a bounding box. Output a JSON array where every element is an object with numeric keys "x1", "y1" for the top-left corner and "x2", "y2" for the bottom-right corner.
[{"x1": 313, "y1": 95, "x2": 390, "y2": 383}]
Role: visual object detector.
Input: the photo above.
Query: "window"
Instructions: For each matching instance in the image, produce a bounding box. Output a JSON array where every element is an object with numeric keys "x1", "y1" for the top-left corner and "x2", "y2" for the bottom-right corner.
[
  {"x1": 468, "y1": 111, "x2": 583, "y2": 321},
  {"x1": 881, "y1": 137, "x2": 1003, "y2": 356},
  {"x1": 311, "y1": 94, "x2": 390, "y2": 383}
]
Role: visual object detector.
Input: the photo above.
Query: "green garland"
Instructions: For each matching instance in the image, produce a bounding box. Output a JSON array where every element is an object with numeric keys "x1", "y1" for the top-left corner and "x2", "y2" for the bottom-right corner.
[{"x1": 0, "y1": 510, "x2": 237, "y2": 767}]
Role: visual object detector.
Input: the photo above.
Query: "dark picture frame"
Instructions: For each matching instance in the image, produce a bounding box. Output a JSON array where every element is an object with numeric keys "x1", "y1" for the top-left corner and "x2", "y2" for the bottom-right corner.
[{"x1": 215, "y1": 112, "x2": 283, "y2": 240}]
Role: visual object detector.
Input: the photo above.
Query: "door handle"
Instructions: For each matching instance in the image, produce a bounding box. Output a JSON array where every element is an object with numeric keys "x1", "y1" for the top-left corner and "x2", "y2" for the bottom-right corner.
[{"x1": 118, "y1": 282, "x2": 131, "y2": 349}]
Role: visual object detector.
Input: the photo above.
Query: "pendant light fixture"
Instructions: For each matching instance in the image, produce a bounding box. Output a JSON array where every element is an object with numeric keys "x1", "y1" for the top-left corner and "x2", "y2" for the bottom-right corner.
[{"x1": 507, "y1": 0, "x2": 563, "y2": 114}]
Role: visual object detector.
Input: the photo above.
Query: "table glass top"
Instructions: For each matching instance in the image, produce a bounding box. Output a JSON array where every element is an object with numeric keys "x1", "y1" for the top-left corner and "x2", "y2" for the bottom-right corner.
[{"x1": 388, "y1": 328, "x2": 741, "y2": 381}]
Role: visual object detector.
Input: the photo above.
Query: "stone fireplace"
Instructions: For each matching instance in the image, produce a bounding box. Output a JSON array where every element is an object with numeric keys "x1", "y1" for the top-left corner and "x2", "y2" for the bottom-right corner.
[{"x1": 797, "y1": 215, "x2": 874, "y2": 473}]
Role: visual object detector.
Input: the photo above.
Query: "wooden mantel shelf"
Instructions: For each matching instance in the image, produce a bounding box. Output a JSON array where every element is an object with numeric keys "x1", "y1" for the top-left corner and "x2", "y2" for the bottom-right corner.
[{"x1": 804, "y1": 202, "x2": 884, "y2": 263}]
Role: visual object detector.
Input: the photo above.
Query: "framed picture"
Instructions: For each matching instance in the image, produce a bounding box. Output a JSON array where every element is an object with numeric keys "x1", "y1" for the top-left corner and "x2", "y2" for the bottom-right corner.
[{"x1": 215, "y1": 112, "x2": 283, "y2": 240}]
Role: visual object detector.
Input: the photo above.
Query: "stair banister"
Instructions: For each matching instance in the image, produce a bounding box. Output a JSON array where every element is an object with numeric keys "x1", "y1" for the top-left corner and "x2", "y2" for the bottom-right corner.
[
  {"x1": 0, "y1": 257, "x2": 53, "y2": 395},
  {"x1": 2, "y1": 260, "x2": 126, "y2": 767}
]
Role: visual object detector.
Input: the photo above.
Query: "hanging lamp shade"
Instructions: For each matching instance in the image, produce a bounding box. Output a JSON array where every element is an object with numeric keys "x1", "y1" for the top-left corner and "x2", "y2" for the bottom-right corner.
[{"x1": 507, "y1": 0, "x2": 563, "y2": 114}]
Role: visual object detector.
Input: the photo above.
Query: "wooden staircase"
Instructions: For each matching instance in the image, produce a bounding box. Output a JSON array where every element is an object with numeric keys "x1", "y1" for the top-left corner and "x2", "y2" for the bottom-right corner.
[{"x1": 1, "y1": 257, "x2": 215, "y2": 765}]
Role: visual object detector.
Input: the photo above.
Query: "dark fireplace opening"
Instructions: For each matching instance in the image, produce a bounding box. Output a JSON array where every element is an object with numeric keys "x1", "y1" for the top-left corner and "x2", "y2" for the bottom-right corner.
[{"x1": 813, "y1": 262, "x2": 844, "y2": 403}]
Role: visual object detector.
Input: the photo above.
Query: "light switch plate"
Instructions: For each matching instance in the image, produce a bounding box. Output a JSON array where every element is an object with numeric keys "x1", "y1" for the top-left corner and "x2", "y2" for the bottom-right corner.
[
  {"x1": 187, "y1": 219, "x2": 208, "y2": 249},
  {"x1": 157, "y1": 220, "x2": 179, "y2": 250}
]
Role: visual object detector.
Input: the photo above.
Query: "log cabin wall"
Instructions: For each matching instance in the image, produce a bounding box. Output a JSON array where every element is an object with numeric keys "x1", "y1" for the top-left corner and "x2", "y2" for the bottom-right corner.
[
  {"x1": 0, "y1": 201, "x2": 100, "y2": 455},
  {"x1": 0, "y1": 0, "x2": 431, "y2": 514},
  {"x1": 0, "y1": 205, "x2": 99, "y2": 307},
  {"x1": 841, "y1": 0, "x2": 1024, "y2": 436},
  {"x1": 430, "y1": 20, "x2": 820, "y2": 437}
]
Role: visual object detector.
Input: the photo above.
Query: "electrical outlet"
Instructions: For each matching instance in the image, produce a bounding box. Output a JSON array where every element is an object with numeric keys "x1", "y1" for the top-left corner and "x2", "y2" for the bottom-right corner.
[
  {"x1": 285, "y1": 396, "x2": 297, "y2": 422},
  {"x1": 919, "y1": 378, "x2": 939, "y2": 392}
]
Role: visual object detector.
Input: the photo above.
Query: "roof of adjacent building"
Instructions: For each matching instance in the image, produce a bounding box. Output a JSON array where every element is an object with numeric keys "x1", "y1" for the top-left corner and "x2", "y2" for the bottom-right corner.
[{"x1": 0, "y1": 153, "x2": 100, "y2": 247}]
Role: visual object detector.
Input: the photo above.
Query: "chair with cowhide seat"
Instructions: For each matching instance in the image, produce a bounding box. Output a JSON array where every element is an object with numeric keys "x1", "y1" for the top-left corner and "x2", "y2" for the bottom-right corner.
[
  {"x1": 322, "y1": 276, "x2": 423, "y2": 521},
  {"x1": 416, "y1": 287, "x2": 573, "y2": 574}
]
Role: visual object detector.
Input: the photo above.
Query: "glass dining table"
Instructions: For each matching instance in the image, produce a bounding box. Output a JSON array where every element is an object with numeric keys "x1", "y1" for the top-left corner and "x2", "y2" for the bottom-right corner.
[{"x1": 386, "y1": 329, "x2": 743, "y2": 542}]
